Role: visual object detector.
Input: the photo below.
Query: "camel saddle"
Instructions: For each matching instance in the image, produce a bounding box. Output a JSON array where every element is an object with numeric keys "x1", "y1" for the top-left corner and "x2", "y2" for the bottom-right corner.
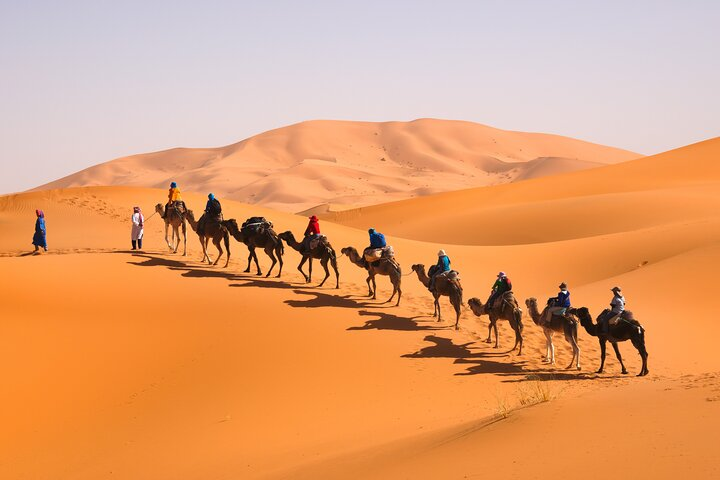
[
  {"x1": 492, "y1": 291, "x2": 515, "y2": 310},
  {"x1": 242, "y1": 216, "x2": 272, "y2": 235},
  {"x1": 169, "y1": 200, "x2": 187, "y2": 215},
  {"x1": 308, "y1": 234, "x2": 327, "y2": 250},
  {"x1": 437, "y1": 270, "x2": 460, "y2": 282},
  {"x1": 363, "y1": 246, "x2": 394, "y2": 263}
]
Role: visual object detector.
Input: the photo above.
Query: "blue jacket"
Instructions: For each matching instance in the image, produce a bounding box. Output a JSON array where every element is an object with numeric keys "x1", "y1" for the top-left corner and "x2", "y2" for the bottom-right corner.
[
  {"x1": 557, "y1": 290, "x2": 571, "y2": 308},
  {"x1": 436, "y1": 255, "x2": 451, "y2": 273},
  {"x1": 369, "y1": 232, "x2": 386, "y2": 248}
]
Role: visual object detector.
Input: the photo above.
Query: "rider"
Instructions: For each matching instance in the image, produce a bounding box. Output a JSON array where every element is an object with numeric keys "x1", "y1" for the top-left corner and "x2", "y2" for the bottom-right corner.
[
  {"x1": 428, "y1": 249, "x2": 451, "y2": 292},
  {"x1": 543, "y1": 282, "x2": 571, "y2": 323},
  {"x1": 197, "y1": 193, "x2": 222, "y2": 235},
  {"x1": 163, "y1": 181, "x2": 184, "y2": 218},
  {"x1": 600, "y1": 286, "x2": 625, "y2": 334},
  {"x1": 368, "y1": 228, "x2": 386, "y2": 250},
  {"x1": 303, "y1": 215, "x2": 321, "y2": 250},
  {"x1": 486, "y1": 271, "x2": 512, "y2": 312},
  {"x1": 205, "y1": 193, "x2": 222, "y2": 219}
]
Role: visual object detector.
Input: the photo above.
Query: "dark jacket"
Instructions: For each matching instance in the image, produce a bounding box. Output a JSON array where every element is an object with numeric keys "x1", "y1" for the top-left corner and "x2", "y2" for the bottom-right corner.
[
  {"x1": 205, "y1": 198, "x2": 222, "y2": 216},
  {"x1": 492, "y1": 277, "x2": 512, "y2": 293},
  {"x1": 556, "y1": 290, "x2": 571, "y2": 308}
]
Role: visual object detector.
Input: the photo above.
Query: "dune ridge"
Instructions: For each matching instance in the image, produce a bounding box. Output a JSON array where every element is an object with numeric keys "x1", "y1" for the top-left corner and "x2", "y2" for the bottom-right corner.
[{"x1": 33, "y1": 119, "x2": 641, "y2": 212}]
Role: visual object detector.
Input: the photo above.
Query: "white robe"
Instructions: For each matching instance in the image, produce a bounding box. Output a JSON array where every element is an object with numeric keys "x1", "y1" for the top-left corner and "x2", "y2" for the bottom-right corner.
[{"x1": 131, "y1": 212, "x2": 144, "y2": 240}]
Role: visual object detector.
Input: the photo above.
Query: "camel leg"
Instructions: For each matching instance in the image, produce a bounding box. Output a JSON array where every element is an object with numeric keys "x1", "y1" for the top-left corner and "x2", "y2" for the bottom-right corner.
[
  {"x1": 251, "y1": 248, "x2": 262, "y2": 276},
  {"x1": 565, "y1": 333, "x2": 580, "y2": 370},
  {"x1": 435, "y1": 296, "x2": 441, "y2": 322},
  {"x1": 264, "y1": 246, "x2": 277, "y2": 278},
  {"x1": 543, "y1": 330, "x2": 553, "y2": 364},
  {"x1": 597, "y1": 338, "x2": 607, "y2": 373},
  {"x1": 453, "y1": 300, "x2": 461, "y2": 330},
  {"x1": 223, "y1": 232, "x2": 230, "y2": 268},
  {"x1": 297, "y1": 256, "x2": 310, "y2": 282},
  {"x1": 371, "y1": 275, "x2": 377, "y2": 300},
  {"x1": 485, "y1": 320, "x2": 493, "y2": 343},
  {"x1": 631, "y1": 335, "x2": 649, "y2": 376},
  {"x1": 331, "y1": 255, "x2": 339, "y2": 289},
  {"x1": 365, "y1": 274, "x2": 373, "y2": 297},
  {"x1": 164, "y1": 222, "x2": 172, "y2": 251},
  {"x1": 493, "y1": 318, "x2": 500, "y2": 349},
  {"x1": 513, "y1": 322, "x2": 523, "y2": 356},
  {"x1": 317, "y1": 257, "x2": 331, "y2": 287},
  {"x1": 612, "y1": 342, "x2": 628, "y2": 374},
  {"x1": 308, "y1": 257, "x2": 313, "y2": 282},
  {"x1": 203, "y1": 237, "x2": 212, "y2": 265},
  {"x1": 276, "y1": 245, "x2": 284, "y2": 278},
  {"x1": 212, "y1": 236, "x2": 223, "y2": 266},
  {"x1": 182, "y1": 221, "x2": 187, "y2": 256},
  {"x1": 244, "y1": 249, "x2": 253, "y2": 273},
  {"x1": 173, "y1": 225, "x2": 180, "y2": 253},
  {"x1": 395, "y1": 282, "x2": 401, "y2": 306}
]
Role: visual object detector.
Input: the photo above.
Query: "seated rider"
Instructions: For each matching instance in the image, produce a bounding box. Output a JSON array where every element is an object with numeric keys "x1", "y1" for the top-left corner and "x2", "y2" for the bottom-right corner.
[
  {"x1": 428, "y1": 249, "x2": 451, "y2": 292},
  {"x1": 543, "y1": 282, "x2": 571, "y2": 324},
  {"x1": 163, "y1": 181, "x2": 184, "y2": 218},
  {"x1": 205, "y1": 193, "x2": 222, "y2": 220},
  {"x1": 486, "y1": 271, "x2": 512, "y2": 312},
  {"x1": 303, "y1": 215, "x2": 321, "y2": 250},
  {"x1": 600, "y1": 286, "x2": 625, "y2": 334},
  {"x1": 197, "y1": 193, "x2": 222, "y2": 235},
  {"x1": 367, "y1": 228, "x2": 387, "y2": 252}
]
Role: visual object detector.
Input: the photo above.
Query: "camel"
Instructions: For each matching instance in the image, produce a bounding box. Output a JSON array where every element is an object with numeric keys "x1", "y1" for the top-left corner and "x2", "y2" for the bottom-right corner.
[
  {"x1": 571, "y1": 306, "x2": 649, "y2": 376},
  {"x1": 410, "y1": 264, "x2": 463, "y2": 329},
  {"x1": 185, "y1": 211, "x2": 231, "y2": 267},
  {"x1": 223, "y1": 220, "x2": 284, "y2": 277},
  {"x1": 525, "y1": 298, "x2": 581, "y2": 370},
  {"x1": 340, "y1": 246, "x2": 401, "y2": 306},
  {"x1": 155, "y1": 203, "x2": 187, "y2": 255},
  {"x1": 278, "y1": 231, "x2": 339, "y2": 288},
  {"x1": 467, "y1": 296, "x2": 523, "y2": 355}
]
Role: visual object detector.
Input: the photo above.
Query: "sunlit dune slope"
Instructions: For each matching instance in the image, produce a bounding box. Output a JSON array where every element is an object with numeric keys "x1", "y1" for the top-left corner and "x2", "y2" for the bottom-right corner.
[
  {"x1": 33, "y1": 119, "x2": 640, "y2": 212},
  {"x1": 324, "y1": 136, "x2": 720, "y2": 245}
]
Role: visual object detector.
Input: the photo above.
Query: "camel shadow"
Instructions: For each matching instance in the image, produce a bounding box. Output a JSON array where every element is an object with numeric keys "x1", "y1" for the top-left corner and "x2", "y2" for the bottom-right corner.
[
  {"x1": 232, "y1": 280, "x2": 306, "y2": 291},
  {"x1": 285, "y1": 290, "x2": 360, "y2": 309},
  {"x1": 402, "y1": 335, "x2": 477, "y2": 358},
  {"x1": 453, "y1": 357, "x2": 528, "y2": 376},
  {"x1": 128, "y1": 254, "x2": 188, "y2": 269},
  {"x1": 348, "y1": 310, "x2": 444, "y2": 332}
]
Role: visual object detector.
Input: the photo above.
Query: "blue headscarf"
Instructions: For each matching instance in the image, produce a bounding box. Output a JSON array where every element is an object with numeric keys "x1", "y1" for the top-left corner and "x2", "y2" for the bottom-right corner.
[
  {"x1": 170, "y1": 181, "x2": 177, "y2": 188},
  {"x1": 208, "y1": 193, "x2": 214, "y2": 200}
]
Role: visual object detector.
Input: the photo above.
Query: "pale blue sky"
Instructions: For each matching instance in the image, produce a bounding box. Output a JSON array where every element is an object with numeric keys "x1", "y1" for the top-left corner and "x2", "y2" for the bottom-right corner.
[{"x1": 1, "y1": 0, "x2": 718, "y2": 193}]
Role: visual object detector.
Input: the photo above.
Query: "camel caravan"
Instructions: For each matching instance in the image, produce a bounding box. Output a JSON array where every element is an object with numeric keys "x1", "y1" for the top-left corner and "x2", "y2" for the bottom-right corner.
[{"x1": 155, "y1": 183, "x2": 649, "y2": 377}]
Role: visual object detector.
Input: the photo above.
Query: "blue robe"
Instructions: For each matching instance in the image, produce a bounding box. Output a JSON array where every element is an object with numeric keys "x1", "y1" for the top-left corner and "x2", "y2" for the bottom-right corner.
[{"x1": 33, "y1": 217, "x2": 47, "y2": 248}]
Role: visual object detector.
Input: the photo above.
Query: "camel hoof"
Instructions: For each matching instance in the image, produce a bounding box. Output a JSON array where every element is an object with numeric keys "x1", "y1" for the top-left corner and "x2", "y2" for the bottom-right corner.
[
  {"x1": 493, "y1": 345, "x2": 500, "y2": 349},
  {"x1": 596, "y1": 369, "x2": 603, "y2": 374},
  {"x1": 621, "y1": 370, "x2": 628, "y2": 375},
  {"x1": 484, "y1": 339, "x2": 492, "y2": 344}
]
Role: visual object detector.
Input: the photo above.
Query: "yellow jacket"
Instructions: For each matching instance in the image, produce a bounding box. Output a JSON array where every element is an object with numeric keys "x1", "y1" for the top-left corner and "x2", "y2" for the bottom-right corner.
[{"x1": 168, "y1": 187, "x2": 182, "y2": 203}]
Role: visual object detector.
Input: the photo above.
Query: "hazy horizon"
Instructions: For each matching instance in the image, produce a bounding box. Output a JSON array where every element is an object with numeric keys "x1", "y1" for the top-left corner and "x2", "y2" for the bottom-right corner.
[{"x1": 1, "y1": 0, "x2": 718, "y2": 194}]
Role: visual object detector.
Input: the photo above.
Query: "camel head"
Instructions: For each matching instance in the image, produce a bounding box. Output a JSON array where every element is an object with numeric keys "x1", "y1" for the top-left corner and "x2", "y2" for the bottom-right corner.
[
  {"x1": 525, "y1": 297, "x2": 538, "y2": 310},
  {"x1": 223, "y1": 219, "x2": 241, "y2": 239},
  {"x1": 467, "y1": 297, "x2": 485, "y2": 316},
  {"x1": 186, "y1": 209, "x2": 195, "y2": 222},
  {"x1": 155, "y1": 203, "x2": 164, "y2": 215},
  {"x1": 410, "y1": 264, "x2": 425, "y2": 274},
  {"x1": 278, "y1": 231, "x2": 294, "y2": 242},
  {"x1": 340, "y1": 247, "x2": 353, "y2": 257}
]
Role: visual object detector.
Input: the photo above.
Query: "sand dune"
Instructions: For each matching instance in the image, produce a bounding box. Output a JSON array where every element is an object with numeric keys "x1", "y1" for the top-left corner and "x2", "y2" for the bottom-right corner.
[
  {"x1": 1, "y1": 136, "x2": 717, "y2": 479},
  {"x1": 33, "y1": 119, "x2": 641, "y2": 213},
  {"x1": 325, "y1": 136, "x2": 720, "y2": 245}
]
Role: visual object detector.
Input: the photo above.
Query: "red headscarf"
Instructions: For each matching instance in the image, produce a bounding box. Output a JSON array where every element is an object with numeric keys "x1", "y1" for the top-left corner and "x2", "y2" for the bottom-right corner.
[{"x1": 35, "y1": 209, "x2": 44, "y2": 218}]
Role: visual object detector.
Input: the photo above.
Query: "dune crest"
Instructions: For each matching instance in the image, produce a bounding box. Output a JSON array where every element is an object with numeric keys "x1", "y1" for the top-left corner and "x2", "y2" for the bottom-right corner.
[{"x1": 33, "y1": 119, "x2": 641, "y2": 212}]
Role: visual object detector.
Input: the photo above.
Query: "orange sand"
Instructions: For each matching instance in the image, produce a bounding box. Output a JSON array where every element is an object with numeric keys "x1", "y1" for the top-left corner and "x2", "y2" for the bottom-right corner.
[{"x1": 1, "y1": 137, "x2": 718, "y2": 479}]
